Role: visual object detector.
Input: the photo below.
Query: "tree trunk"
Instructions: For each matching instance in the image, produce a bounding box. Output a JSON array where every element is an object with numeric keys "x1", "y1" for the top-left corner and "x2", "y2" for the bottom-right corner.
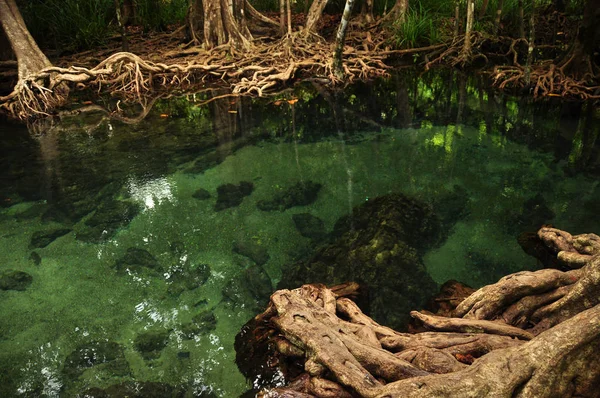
[
  {"x1": 114, "y1": 0, "x2": 130, "y2": 52},
  {"x1": 280, "y1": 0, "x2": 286, "y2": 35},
  {"x1": 478, "y1": 0, "x2": 489, "y2": 19},
  {"x1": 461, "y1": 0, "x2": 475, "y2": 59},
  {"x1": 493, "y1": 0, "x2": 504, "y2": 35},
  {"x1": 558, "y1": 0, "x2": 600, "y2": 78},
  {"x1": 382, "y1": 0, "x2": 408, "y2": 24},
  {"x1": 332, "y1": 0, "x2": 356, "y2": 79},
  {"x1": 453, "y1": 0, "x2": 460, "y2": 41},
  {"x1": 0, "y1": 0, "x2": 51, "y2": 80},
  {"x1": 525, "y1": 7, "x2": 535, "y2": 84},
  {"x1": 518, "y1": 0, "x2": 525, "y2": 39},
  {"x1": 201, "y1": 0, "x2": 251, "y2": 50},
  {"x1": 364, "y1": 0, "x2": 374, "y2": 23},
  {"x1": 304, "y1": 0, "x2": 329, "y2": 35}
]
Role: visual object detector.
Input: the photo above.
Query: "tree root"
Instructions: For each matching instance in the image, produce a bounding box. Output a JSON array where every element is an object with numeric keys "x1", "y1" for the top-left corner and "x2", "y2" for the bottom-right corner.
[
  {"x1": 237, "y1": 227, "x2": 600, "y2": 397},
  {"x1": 0, "y1": 30, "x2": 396, "y2": 121}
]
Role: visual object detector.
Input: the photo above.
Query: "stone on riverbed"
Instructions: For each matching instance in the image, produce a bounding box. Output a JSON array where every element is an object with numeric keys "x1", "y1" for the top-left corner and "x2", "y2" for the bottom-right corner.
[
  {"x1": 214, "y1": 181, "x2": 254, "y2": 211},
  {"x1": 0, "y1": 270, "x2": 33, "y2": 291},
  {"x1": 114, "y1": 248, "x2": 160, "y2": 273},
  {"x1": 257, "y1": 181, "x2": 322, "y2": 211},
  {"x1": 30, "y1": 228, "x2": 71, "y2": 248}
]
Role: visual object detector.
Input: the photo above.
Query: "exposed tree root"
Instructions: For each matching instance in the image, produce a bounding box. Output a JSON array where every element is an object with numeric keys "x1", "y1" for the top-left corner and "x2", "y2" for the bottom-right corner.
[
  {"x1": 0, "y1": 28, "x2": 403, "y2": 121},
  {"x1": 237, "y1": 227, "x2": 600, "y2": 397}
]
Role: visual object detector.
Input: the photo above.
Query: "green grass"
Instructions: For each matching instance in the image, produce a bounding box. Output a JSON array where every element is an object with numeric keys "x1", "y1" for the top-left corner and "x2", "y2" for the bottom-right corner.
[
  {"x1": 389, "y1": 5, "x2": 444, "y2": 49},
  {"x1": 19, "y1": 0, "x2": 189, "y2": 52},
  {"x1": 20, "y1": 0, "x2": 115, "y2": 51}
]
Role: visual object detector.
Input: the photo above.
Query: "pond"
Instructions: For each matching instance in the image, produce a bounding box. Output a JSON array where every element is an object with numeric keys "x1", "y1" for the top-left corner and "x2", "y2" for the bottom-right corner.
[{"x1": 0, "y1": 71, "x2": 599, "y2": 397}]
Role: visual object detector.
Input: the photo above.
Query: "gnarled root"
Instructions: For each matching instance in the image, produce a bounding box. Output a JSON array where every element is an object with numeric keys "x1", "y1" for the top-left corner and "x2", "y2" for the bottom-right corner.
[{"x1": 237, "y1": 227, "x2": 600, "y2": 397}]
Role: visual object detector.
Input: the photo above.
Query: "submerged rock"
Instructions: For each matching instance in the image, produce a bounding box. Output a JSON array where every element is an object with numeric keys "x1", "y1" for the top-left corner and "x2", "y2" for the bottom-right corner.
[
  {"x1": 30, "y1": 228, "x2": 71, "y2": 248},
  {"x1": 512, "y1": 193, "x2": 555, "y2": 234},
  {"x1": 62, "y1": 341, "x2": 129, "y2": 380},
  {"x1": 292, "y1": 213, "x2": 327, "y2": 241},
  {"x1": 134, "y1": 329, "x2": 170, "y2": 360},
  {"x1": 233, "y1": 239, "x2": 270, "y2": 266},
  {"x1": 257, "y1": 181, "x2": 322, "y2": 211},
  {"x1": 77, "y1": 199, "x2": 140, "y2": 243},
  {"x1": 81, "y1": 381, "x2": 186, "y2": 398},
  {"x1": 29, "y1": 251, "x2": 42, "y2": 266},
  {"x1": 245, "y1": 265, "x2": 273, "y2": 301},
  {"x1": 214, "y1": 181, "x2": 254, "y2": 211},
  {"x1": 181, "y1": 311, "x2": 217, "y2": 339},
  {"x1": 279, "y1": 193, "x2": 441, "y2": 330},
  {"x1": 192, "y1": 188, "x2": 211, "y2": 200},
  {"x1": 166, "y1": 263, "x2": 211, "y2": 296},
  {"x1": 114, "y1": 248, "x2": 160, "y2": 273},
  {"x1": 0, "y1": 270, "x2": 33, "y2": 291},
  {"x1": 222, "y1": 265, "x2": 273, "y2": 312}
]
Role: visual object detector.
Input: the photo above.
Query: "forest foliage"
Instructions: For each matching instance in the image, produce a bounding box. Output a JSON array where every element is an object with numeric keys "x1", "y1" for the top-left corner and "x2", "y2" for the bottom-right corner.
[{"x1": 17, "y1": 0, "x2": 588, "y2": 53}]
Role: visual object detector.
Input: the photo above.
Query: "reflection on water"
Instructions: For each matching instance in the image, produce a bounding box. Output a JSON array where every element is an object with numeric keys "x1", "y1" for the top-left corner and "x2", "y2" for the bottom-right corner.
[{"x1": 0, "y1": 71, "x2": 599, "y2": 396}]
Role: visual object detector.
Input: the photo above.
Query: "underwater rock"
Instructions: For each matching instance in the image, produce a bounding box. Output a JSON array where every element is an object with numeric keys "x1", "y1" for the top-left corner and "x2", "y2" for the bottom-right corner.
[
  {"x1": 292, "y1": 213, "x2": 327, "y2": 241},
  {"x1": 181, "y1": 311, "x2": 217, "y2": 339},
  {"x1": 29, "y1": 251, "x2": 41, "y2": 266},
  {"x1": 114, "y1": 248, "x2": 160, "y2": 273},
  {"x1": 233, "y1": 239, "x2": 270, "y2": 266},
  {"x1": 510, "y1": 193, "x2": 555, "y2": 234},
  {"x1": 167, "y1": 263, "x2": 211, "y2": 296},
  {"x1": 62, "y1": 341, "x2": 129, "y2": 380},
  {"x1": 245, "y1": 265, "x2": 273, "y2": 302},
  {"x1": 0, "y1": 270, "x2": 33, "y2": 291},
  {"x1": 279, "y1": 193, "x2": 441, "y2": 330},
  {"x1": 257, "y1": 181, "x2": 322, "y2": 211},
  {"x1": 185, "y1": 151, "x2": 224, "y2": 174},
  {"x1": 214, "y1": 181, "x2": 254, "y2": 211},
  {"x1": 77, "y1": 199, "x2": 140, "y2": 243},
  {"x1": 432, "y1": 184, "x2": 470, "y2": 233},
  {"x1": 81, "y1": 381, "x2": 186, "y2": 398},
  {"x1": 192, "y1": 188, "x2": 211, "y2": 200},
  {"x1": 30, "y1": 228, "x2": 71, "y2": 248},
  {"x1": 222, "y1": 265, "x2": 273, "y2": 311},
  {"x1": 14, "y1": 203, "x2": 46, "y2": 221},
  {"x1": 134, "y1": 329, "x2": 170, "y2": 360},
  {"x1": 169, "y1": 241, "x2": 186, "y2": 255}
]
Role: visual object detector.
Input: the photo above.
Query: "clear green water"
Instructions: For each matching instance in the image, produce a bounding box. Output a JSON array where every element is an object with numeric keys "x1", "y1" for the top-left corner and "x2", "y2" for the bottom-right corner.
[{"x1": 0, "y1": 72, "x2": 599, "y2": 397}]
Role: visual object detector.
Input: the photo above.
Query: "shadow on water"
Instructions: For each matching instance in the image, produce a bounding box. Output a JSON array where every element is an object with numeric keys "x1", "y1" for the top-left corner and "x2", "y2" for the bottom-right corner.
[{"x1": 0, "y1": 69, "x2": 599, "y2": 396}]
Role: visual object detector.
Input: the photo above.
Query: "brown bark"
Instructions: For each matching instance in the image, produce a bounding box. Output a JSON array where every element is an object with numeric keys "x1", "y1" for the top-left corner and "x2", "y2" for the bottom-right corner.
[
  {"x1": 493, "y1": 0, "x2": 504, "y2": 34},
  {"x1": 382, "y1": 0, "x2": 408, "y2": 24},
  {"x1": 0, "y1": 0, "x2": 51, "y2": 80},
  {"x1": 304, "y1": 0, "x2": 329, "y2": 35},
  {"x1": 202, "y1": 0, "x2": 251, "y2": 50},
  {"x1": 461, "y1": 0, "x2": 475, "y2": 59},
  {"x1": 332, "y1": 0, "x2": 356, "y2": 79},
  {"x1": 558, "y1": 0, "x2": 600, "y2": 78},
  {"x1": 238, "y1": 228, "x2": 600, "y2": 397}
]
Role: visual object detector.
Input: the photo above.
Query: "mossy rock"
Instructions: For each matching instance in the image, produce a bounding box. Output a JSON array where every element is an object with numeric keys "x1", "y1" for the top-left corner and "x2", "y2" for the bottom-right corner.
[
  {"x1": 30, "y1": 228, "x2": 71, "y2": 248},
  {"x1": 134, "y1": 329, "x2": 171, "y2": 360},
  {"x1": 181, "y1": 311, "x2": 217, "y2": 339},
  {"x1": 280, "y1": 193, "x2": 442, "y2": 330},
  {"x1": 257, "y1": 181, "x2": 322, "y2": 211},
  {"x1": 0, "y1": 270, "x2": 33, "y2": 291},
  {"x1": 214, "y1": 181, "x2": 254, "y2": 211},
  {"x1": 166, "y1": 263, "x2": 211, "y2": 296},
  {"x1": 62, "y1": 341, "x2": 129, "y2": 380},
  {"x1": 114, "y1": 248, "x2": 160, "y2": 273},
  {"x1": 233, "y1": 239, "x2": 270, "y2": 266}
]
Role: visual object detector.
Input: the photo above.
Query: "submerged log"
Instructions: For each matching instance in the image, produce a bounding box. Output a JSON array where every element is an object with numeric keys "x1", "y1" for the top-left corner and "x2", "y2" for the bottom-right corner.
[{"x1": 236, "y1": 228, "x2": 600, "y2": 397}]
